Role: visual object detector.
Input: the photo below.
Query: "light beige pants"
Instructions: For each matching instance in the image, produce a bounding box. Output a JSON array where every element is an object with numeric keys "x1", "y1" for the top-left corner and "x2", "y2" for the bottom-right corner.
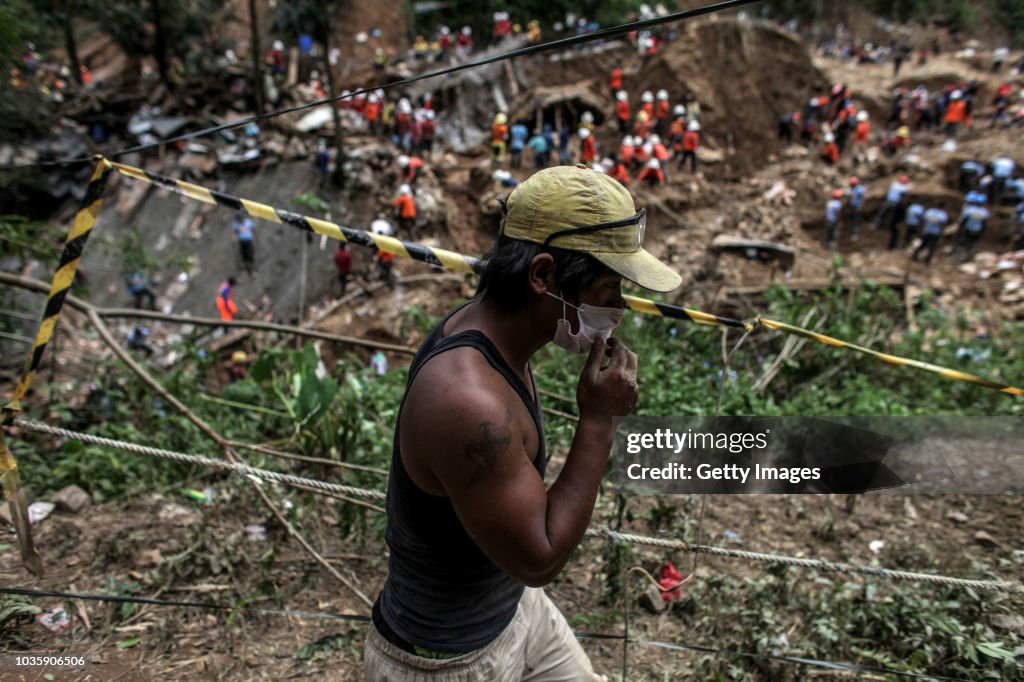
[{"x1": 364, "y1": 587, "x2": 606, "y2": 681}]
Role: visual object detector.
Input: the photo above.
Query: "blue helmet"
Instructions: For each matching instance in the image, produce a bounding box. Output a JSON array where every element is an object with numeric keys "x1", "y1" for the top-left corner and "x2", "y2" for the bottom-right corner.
[{"x1": 966, "y1": 191, "x2": 987, "y2": 204}]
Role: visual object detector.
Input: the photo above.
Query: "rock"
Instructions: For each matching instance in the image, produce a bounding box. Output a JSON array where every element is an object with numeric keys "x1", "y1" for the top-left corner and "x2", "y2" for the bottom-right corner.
[
  {"x1": 992, "y1": 614, "x2": 1024, "y2": 634},
  {"x1": 28, "y1": 501, "x2": 55, "y2": 524},
  {"x1": 945, "y1": 510, "x2": 969, "y2": 523},
  {"x1": 973, "y1": 530, "x2": 1001, "y2": 548},
  {"x1": 51, "y1": 485, "x2": 90, "y2": 513},
  {"x1": 697, "y1": 147, "x2": 725, "y2": 164}
]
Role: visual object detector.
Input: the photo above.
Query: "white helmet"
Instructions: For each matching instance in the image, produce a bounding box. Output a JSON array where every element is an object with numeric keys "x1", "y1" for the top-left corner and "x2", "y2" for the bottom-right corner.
[
  {"x1": 647, "y1": 158, "x2": 660, "y2": 169},
  {"x1": 398, "y1": 99, "x2": 412, "y2": 114},
  {"x1": 493, "y1": 11, "x2": 502, "y2": 20},
  {"x1": 642, "y1": 143, "x2": 653, "y2": 155},
  {"x1": 341, "y1": 89, "x2": 351, "y2": 98},
  {"x1": 368, "y1": 94, "x2": 379, "y2": 103},
  {"x1": 492, "y1": 169, "x2": 511, "y2": 181},
  {"x1": 641, "y1": 90, "x2": 654, "y2": 103},
  {"x1": 600, "y1": 158, "x2": 615, "y2": 170},
  {"x1": 951, "y1": 89, "x2": 963, "y2": 100},
  {"x1": 272, "y1": 40, "x2": 284, "y2": 51},
  {"x1": 688, "y1": 121, "x2": 700, "y2": 131},
  {"x1": 440, "y1": 25, "x2": 450, "y2": 35},
  {"x1": 425, "y1": 109, "x2": 435, "y2": 120},
  {"x1": 656, "y1": 89, "x2": 669, "y2": 100},
  {"x1": 649, "y1": 134, "x2": 661, "y2": 145},
  {"x1": 397, "y1": 155, "x2": 410, "y2": 167},
  {"x1": 399, "y1": 184, "x2": 412, "y2": 195},
  {"x1": 856, "y1": 110, "x2": 869, "y2": 122},
  {"x1": 578, "y1": 127, "x2": 591, "y2": 139},
  {"x1": 824, "y1": 133, "x2": 835, "y2": 142},
  {"x1": 673, "y1": 104, "x2": 686, "y2": 116},
  {"x1": 622, "y1": 136, "x2": 634, "y2": 147},
  {"x1": 581, "y1": 111, "x2": 594, "y2": 123},
  {"x1": 616, "y1": 90, "x2": 628, "y2": 102},
  {"x1": 462, "y1": 26, "x2": 472, "y2": 35}
]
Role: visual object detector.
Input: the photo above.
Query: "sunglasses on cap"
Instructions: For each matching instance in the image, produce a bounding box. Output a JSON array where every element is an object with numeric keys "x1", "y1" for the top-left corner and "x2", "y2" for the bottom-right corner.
[{"x1": 542, "y1": 207, "x2": 647, "y2": 248}]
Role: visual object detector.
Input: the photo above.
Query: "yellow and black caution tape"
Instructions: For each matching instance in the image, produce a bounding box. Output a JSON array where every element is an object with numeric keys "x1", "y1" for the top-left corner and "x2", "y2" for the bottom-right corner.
[
  {"x1": 757, "y1": 317, "x2": 1023, "y2": 396},
  {"x1": 4, "y1": 157, "x2": 113, "y2": 416},
  {"x1": 106, "y1": 159, "x2": 747, "y2": 330},
  {"x1": 104, "y1": 157, "x2": 1020, "y2": 395}
]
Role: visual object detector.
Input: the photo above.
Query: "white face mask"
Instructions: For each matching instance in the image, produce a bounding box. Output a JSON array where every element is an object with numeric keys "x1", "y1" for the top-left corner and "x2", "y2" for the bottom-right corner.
[{"x1": 547, "y1": 291, "x2": 625, "y2": 354}]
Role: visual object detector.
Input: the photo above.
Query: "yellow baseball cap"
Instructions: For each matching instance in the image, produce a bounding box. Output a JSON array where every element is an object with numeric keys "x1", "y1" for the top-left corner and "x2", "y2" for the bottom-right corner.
[{"x1": 500, "y1": 165, "x2": 681, "y2": 292}]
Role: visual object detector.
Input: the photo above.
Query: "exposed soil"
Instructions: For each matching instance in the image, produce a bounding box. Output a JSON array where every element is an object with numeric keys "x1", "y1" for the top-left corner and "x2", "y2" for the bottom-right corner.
[{"x1": 3, "y1": 8, "x2": 1024, "y2": 682}]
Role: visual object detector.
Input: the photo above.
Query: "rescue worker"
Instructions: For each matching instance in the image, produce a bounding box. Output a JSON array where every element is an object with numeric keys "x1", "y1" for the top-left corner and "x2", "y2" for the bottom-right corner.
[
  {"x1": 851, "y1": 110, "x2": 871, "y2": 164},
  {"x1": 778, "y1": 111, "x2": 800, "y2": 143},
  {"x1": 825, "y1": 189, "x2": 843, "y2": 248},
  {"x1": 492, "y1": 112, "x2": 509, "y2": 163},
  {"x1": 615, "y1": 90, "x2": 630, "y2": 135},
  {"x1": 637, "y1": 157, "x2": 665, "y2": 186},
  {"x1": 654, "y1": 89, "x2": 670, "y2": 136},
  {"x1": 640, "y1": 90, "x2": 655, "y2": 120},
  {"x1": 509, "y1": 120, "x2": 529, "y2": 170},
  {"x1": 609, "y1": 60, "x2": 622, "y2": 100},
  {"x1": 633, "y1": 109, "x2": 651, "y2": 141},
  {"x1": 619, "y1": 135, "x2": 636, "y2": 170},
  {"x1": 393, "y1": 184, "x2": 418, "y2": 239},
  {"x1": 912, "y1": 205, "x2": 949, "y2": 265},
  {"x1": 874, "y1": 175, "x2": 910, "y2": 236},
  {"x1": 902, "y1": 199, "x2": 925, "y2": 249},
  {"x1": 216, "y1": 277, "x2": 237, "y2": 322},
  {"x1": 848, "y1": 176, "x2": 865, "y2": 240},
  {"x1": 955, "y1": 192, "x2": 990, "y2": 259},
  {"x1": 679, "y1": 121, "x2": 700, "y2": 174},
  {"x1": 820, "y1": 132, "x2": 839, "y2": 165},
  {"x1": 943, "y1": 89, "x2": 967, "y2": 138},
  {"x1": 397, "y1": 154, "x2": 425, "y2": 184},
  {"x1": 578, "y1": 127, "x2": 597, "y2": 165}
]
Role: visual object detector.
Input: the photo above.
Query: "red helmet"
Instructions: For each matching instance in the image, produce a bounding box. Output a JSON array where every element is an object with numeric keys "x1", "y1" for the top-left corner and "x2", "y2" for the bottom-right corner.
[
  {"x1": 832, "y1": 189, "x2": 844, "y2": 199},
  {"x1": 899, "y1": 175, "x2": 910, "y2": 184},
  {"x1": 849, "y1": 176, "x2": 860, "y2": 186}
]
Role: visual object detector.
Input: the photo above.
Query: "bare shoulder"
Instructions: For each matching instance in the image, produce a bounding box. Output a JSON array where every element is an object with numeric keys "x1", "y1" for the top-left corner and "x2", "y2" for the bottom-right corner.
[{"x1": 400, "y1": 347, "x2": 532, "y2": 494}]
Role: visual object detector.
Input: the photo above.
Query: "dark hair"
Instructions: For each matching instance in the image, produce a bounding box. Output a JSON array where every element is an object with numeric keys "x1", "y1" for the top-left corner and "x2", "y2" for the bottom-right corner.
[{"x1": 476, "y1": 236, "x2": 610, "y2": 313}]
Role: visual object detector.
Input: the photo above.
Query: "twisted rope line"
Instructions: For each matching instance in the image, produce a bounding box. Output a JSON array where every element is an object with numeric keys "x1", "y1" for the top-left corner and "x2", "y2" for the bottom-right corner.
[
  {"x1": 587, "y1": 528, "x2": 1024, "y2": 594},
  {"x1": 14, "y1": 418, "x2": 386, "y2": 501},
  {"x1": 13, "y1": 418, "x2": 1022, "y2": 594}
]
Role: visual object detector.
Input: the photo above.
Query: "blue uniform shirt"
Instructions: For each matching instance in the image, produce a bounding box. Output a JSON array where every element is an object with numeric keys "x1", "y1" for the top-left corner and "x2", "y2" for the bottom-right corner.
[
  {"x1": 905, "y1": 204, "x2": 925, "y2": 226},
  {"x1": 922, "y1": 208, "x2": 948, "y2": 235}
]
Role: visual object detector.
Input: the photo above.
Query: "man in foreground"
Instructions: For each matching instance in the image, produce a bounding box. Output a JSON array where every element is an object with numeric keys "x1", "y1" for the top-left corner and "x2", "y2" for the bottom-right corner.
[{"x1": 365, "y1": 165, "x2": 681, "y2": 680}]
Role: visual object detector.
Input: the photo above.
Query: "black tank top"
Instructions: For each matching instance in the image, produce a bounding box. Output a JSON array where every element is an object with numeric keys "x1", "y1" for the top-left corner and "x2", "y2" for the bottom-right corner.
[{"x1": 377, "y1": 302, "x2": 547, "y2": 653}]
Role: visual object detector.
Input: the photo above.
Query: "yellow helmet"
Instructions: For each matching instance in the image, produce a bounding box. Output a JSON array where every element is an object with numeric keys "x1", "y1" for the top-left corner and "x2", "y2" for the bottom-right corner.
[
  {"x1": 231, "y1": 351, "x2": 248, "y2": 364},
  {"x1": 494, "y1": 112, "x2": 508, "y2": 125},
  {"x1": 897, "y1": 126, "x2": 910, "y2": 137}
]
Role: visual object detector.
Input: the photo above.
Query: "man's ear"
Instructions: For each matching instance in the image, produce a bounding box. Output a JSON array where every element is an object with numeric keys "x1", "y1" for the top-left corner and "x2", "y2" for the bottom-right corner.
[{"x1": 527, "y1": 253, "x2": 556, "y2": 296}]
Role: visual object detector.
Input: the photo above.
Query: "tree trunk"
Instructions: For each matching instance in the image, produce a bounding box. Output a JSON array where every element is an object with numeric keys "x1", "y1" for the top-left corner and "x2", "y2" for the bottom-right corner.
[
  {"x1": 151, "y1": 0, "x2": 170, "y2": 89},
  {"x1": 63, "y1": 0, "x2": 82, "y2": 86},
  {"x1": 248, "y1": 0, "x2": 264, "y2": 115},
  {"x1": 317, "y1": 26, "x2": 345, "y2": 187}
]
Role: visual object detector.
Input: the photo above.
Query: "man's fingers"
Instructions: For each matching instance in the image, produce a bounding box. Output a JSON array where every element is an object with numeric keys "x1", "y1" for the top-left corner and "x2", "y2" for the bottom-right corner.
[
  {"x1": 606, "y1": 339, "x2": 629, "y2": 372},
  {"x1": 625, "y1": 349, "x2": 638, "y2": 376},
  {"x1": 584, "y1": 336, "x2": 606, "y2": 383}
]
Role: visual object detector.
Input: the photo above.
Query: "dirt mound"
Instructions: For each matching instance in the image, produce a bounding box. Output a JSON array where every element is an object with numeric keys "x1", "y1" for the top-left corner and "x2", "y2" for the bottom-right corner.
[{"x1": 634, "y1": 20, "x2": 831, "y2": 178}]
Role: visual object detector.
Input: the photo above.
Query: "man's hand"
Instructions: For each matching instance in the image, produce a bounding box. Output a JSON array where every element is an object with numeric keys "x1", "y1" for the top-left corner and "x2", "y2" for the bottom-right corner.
[{"x1": 577, "y1": 337, "x2": 638, "y2": 420}]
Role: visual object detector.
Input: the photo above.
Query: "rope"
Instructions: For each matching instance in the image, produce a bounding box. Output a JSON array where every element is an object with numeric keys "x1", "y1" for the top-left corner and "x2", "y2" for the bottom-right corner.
[
  {"x1": 13, "y1": 418, "x2": 386, "y2": 502},
  {"x1": 12, "y1": 417, "x2": 1023, "y2": 595},
  {"x1": 0, "y1": 586, "x2": 968, "y2": 680},
  {"x1": 0, "y1": 0, "x2": 762, "y2": 171},
  {"x1": 586, "y1": 528, "x2": 1024, "y2": 595}
]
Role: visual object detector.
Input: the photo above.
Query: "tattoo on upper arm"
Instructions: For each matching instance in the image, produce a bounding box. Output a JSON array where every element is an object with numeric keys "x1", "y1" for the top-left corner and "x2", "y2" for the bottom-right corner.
[{"x1": 465, "y1": 411, "x2": 513, "y2": 486}]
